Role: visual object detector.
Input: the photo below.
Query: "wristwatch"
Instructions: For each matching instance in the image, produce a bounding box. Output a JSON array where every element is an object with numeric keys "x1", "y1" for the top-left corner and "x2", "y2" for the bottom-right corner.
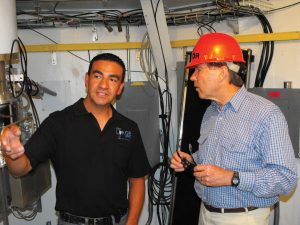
[{"x1": 231, "y1": 171, "x2": 240, "y2": 187}]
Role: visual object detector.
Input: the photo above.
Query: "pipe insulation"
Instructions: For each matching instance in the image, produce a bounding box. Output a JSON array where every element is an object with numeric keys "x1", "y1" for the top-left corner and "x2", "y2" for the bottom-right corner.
[{"x1": 0, "y1": 0, "x2": 17, "y2": 54}]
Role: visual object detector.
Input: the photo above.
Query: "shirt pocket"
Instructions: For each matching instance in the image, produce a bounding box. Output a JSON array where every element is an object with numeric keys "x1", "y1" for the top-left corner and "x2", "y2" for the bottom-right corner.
[
  {"x1": 219, "y1": 135, "x2": 251, "y2": 170},
  {"x1": 220, "y1": 136, "x2": 249, "y2": 152}
]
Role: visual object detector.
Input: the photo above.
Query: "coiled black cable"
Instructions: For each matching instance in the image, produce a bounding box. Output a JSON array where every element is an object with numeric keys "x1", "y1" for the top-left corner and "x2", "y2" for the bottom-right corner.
[{"x1": 8, "y1": 38, "x2": 40, "y2": 126}]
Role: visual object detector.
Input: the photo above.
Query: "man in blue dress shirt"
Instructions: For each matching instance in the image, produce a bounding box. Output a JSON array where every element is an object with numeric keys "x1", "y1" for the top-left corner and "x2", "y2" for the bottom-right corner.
[{"x1": 170, "y1": 32, "x2": 298, "y2": 225}]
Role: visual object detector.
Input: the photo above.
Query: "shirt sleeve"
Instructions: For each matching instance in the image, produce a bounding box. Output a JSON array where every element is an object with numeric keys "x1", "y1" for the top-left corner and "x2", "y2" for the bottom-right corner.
[{"x1": 238, "y1": 106, "x2": 298, "y2": 197}]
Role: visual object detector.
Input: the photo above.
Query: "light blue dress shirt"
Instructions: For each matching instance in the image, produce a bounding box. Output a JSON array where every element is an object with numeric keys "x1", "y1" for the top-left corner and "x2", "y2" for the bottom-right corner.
[{"x1": 194, "y1": 86, "x2": 298, "y2": 208}]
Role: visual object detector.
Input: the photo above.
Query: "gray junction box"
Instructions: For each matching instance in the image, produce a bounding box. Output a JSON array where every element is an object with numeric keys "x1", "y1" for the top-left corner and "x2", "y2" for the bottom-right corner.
[
  {"x1": 248, "y1": 88, "x2": 300, "y2": 158},
  {"x1": 116, "y1": 82, "x2": 160, "y2": 168}
]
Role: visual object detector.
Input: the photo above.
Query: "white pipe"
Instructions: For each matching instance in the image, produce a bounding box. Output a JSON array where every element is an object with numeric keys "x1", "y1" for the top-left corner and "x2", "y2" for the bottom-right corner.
[{"x1": 0, "y1": 0, "x2": 17, "y2": 54}]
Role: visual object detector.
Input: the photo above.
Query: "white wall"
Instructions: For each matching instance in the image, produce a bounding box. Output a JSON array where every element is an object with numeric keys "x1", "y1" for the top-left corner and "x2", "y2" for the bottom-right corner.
[{"x1": 3, "y1": 0, "x2": 300, "y2": 224}]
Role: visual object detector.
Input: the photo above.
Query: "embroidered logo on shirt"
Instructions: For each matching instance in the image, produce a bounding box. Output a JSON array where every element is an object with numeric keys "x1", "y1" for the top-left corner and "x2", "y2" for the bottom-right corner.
[{"x1": 116, "y1": 127, "x2": 132, "y2": 141}]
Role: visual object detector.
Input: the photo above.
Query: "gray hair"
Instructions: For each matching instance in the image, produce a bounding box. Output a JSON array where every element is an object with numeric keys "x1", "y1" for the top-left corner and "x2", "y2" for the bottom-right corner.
[{"x1": 207, "y1": 62, "x2": 244, "y2": 87}]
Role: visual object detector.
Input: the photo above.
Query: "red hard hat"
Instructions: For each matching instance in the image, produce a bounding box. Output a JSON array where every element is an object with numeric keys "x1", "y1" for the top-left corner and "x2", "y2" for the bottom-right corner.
[{"x1": 186, "y1": 33, "x2": 245, "y2": 69}]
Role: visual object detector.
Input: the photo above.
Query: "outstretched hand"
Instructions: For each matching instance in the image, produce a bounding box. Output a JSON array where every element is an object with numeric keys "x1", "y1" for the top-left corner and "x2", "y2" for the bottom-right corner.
[{"x1": 0, "y1": 125, "x2": 25, "y2": 159}]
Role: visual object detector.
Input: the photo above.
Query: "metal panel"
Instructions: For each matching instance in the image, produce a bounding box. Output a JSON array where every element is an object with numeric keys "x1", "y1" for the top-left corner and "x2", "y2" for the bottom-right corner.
[
  {"x1": 248, "y1": 88, "x2": 300, "y2": 158},
  {"x1": 9, "y1": 160, "x2": 51, "y2": 208},
  {"x1": 116, "y1": 82, "x2": 160, "y2": 168},
  {"x1": 0, "y1": 167, "x2": 11, "y2": 224}
]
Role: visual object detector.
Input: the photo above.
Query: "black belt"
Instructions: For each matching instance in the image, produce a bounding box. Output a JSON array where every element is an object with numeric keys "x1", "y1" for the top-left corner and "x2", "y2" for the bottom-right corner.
[
  {"x1": 203, "y1": 202, "x2": 258, "y2": 213},
  {"x1": 59, "y1": 209, "x2": 127, "y2": 225}
]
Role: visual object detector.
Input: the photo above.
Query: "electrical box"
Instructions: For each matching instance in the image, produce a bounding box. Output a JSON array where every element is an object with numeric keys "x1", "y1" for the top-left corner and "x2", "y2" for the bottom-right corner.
[
  {"x1": 9, "y1": 160, "x2": 51, "y2": 208},
  {"x1": 248, "y1": 88, "x2": 300, "y2": 158},
  {"x1": 116, "y1": 81, "x2": 160, "y2": 168}
]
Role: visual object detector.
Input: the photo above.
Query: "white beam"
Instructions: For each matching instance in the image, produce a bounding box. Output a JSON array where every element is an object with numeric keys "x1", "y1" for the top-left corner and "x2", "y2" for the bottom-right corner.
[
  {"x1": 140, "y1": 0, "x2": 176, "y2": 83},
  {"x1": 140, "y1": 0, "x2": 178, "y2": 152}
]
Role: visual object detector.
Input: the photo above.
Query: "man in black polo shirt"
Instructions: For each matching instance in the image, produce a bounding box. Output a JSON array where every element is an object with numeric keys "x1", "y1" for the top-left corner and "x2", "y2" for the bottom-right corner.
[{"x1": 1, "y1": 53, "x2": 151, "y2": 225}]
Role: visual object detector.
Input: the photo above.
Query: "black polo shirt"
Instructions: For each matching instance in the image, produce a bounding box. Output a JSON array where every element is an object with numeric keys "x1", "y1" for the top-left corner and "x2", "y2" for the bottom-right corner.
[{"x1": 25, "y1": 98, "x2": 151, "y2": 217}]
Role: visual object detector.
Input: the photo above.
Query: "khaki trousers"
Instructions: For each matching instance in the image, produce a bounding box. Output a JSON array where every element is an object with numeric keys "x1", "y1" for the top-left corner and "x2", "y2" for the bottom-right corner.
[{"x1": 199, "y1": 202, "x2": 271, "y2": 225}]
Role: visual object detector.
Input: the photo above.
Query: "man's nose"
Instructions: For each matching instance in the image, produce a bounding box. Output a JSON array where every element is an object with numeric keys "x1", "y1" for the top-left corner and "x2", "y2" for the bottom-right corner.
[
  {"x1": 99, "y1": 77, "x2": 109, "y2": 88},
  {"x1": 190, "y1": 71, "x2": 197, "y2": 81}
]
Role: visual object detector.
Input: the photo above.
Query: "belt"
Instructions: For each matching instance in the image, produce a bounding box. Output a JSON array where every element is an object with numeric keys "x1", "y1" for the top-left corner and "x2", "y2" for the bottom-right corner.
[
  {"x1": 59, "y1": 209, "x2": 127, "y2": 225},
  {"x1": 203, "y1": 202, "x2": 258, "y2": 213}
]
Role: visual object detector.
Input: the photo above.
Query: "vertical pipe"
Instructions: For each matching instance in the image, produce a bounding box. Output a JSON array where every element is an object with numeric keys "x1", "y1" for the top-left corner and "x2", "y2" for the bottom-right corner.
[
  {"x1": 0, "y1": 1, "x2": 17, "y2": 223},
  {"x1": 126, "y1": 25, "x2": 131, "y2": 82},
  {"x1": 0, "y1": 167, "x2": 10, "y2": 225},
  {"x1": 0, "y1": 0, "x2": 17, "y2": 55},
  {"x1": 245, "y1": 49, "x2": 252, "y2": 89},
  {"x1": 0, "y1": 63, "x2": 12, "y2": 225},
  {"x1": 168, "y1": 53, "x2": 191, "y2": 225}
]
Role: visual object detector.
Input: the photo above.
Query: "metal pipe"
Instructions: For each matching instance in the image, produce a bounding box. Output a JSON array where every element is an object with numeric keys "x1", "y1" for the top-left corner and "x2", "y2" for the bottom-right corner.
[
  {"x1": 168, "y1": 53, "x2": 191, "y2": 225},
  {"x1": 0, "y1": 167, "x2": 10, "y2": 225},
  {"x1": 245, "y1": 48, "x2": 252, "y2": 89},
  {"x1": 36, "y1": 82, "x2": 57, "y2": 97},
  {"x1": 126, "y1": 25, "x2": 131, "y2": 82}
]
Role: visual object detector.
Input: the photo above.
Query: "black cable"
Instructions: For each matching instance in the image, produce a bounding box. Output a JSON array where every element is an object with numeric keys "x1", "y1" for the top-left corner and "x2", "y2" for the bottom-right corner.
[
  {"x1": 29, "y1": 29, "x2": 90, "y2": 63},
  {"x1": 146, "y1": 67, "x2": 173, "y2": 225},
  {"x1": 266, "y1": 2, "x2": 300, "y2": 13},
  {"x1": 9, "y1": 39, "x2": 27, "y2": 98},
  {"x1": 196, "y1": 20, "x2": 216, "y2": 36},
  {"x1": 18, "y1": 2, "x2": 276, "y2": 29},
  {"x1": 254, "y1": 13, "x2": 274, "y2": 87},
  {"x1": 151, "y1": 0, "x2": 169, "y2": 89},
  {"x1": 88, "y1": 50, "x2": 91, "y2": 62},
  {"x1": 8, "y1": 37, "x2": 42, "y2": 127}
]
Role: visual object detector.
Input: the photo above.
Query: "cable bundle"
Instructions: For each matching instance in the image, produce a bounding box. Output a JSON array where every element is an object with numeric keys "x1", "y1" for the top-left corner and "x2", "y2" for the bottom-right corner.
[
  {"x1": 254, "y1": 14, "x2": 274, "y2": 87},
  {"x1": 9, "y1": 38, "x2": 40, "y2": 126}
]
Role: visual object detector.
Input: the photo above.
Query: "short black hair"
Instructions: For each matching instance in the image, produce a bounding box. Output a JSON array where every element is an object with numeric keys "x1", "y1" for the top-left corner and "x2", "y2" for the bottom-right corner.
[{"x1": 88, "y1": 53, "x2": 126, "y2": 82}]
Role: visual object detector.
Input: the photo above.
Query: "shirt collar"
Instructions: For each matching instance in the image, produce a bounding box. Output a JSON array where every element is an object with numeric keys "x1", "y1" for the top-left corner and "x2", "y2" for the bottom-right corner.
[
  {"x1": 230, "y1": 85, "x2": 247, "y2": 112},
  {"x1": 73, "y1": 98, "x2": 88, "y2": 115},
  {"x1": 212, "y1": 85, "x2": 247, "y2": 112},
  {"x1": 72, "y1": 98, "x2": 123, "y2": 121}
]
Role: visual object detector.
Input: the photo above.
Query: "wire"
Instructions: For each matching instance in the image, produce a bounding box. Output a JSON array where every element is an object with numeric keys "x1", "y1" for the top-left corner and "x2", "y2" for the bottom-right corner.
[
  {"x1": 10, "y1": 201, "x2": 38, "y2": 221},
  {"x1": 9, "y1": 39, "x2": 26, "y2": 98},
  {"x1": 140, "y1": 32, "x2": 158, "y2": 88},
  {"x1": 254, "y1": 13, "x2": 274, "y2": 87},
  {"x1": 196, "y1": 20, "x2": 216, "y2": 36},
  {"x1": 29, "y1": 29, "x2": 90, "y2": 63},
  {"x1": 266, "y1": 2, "x2": 300, "y2": 13},
  {"x1": 143, "y1": 1, "x2": 175, "y2": 224},
  {"x1": 17, "y1": 1, "x2": 285, "y2": 29}
]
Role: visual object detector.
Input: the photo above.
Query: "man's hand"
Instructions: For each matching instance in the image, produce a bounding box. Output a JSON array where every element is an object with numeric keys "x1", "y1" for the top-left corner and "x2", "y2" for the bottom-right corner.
[
  {"x1": 194, "y1": 164, "x2": 234, "y2": 187},
  {"x1": 1, "y1": 125, "x2": 25, "y2": 160},
  {"x1": 170, "y1": 150, "x2": 194, "y2": 172}
]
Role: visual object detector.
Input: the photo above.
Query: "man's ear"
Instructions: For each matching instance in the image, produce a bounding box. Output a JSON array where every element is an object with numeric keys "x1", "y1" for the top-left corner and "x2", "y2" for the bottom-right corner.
[
  {"x1": 84, "y1": 73, "x2": 89, "y2": 90},
  {"x1": 218, "y1": 66, "x2": 229, "y2": 83},
  {"x1": 117, "y1": 82, "x2": 125, "y2": 95}
]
